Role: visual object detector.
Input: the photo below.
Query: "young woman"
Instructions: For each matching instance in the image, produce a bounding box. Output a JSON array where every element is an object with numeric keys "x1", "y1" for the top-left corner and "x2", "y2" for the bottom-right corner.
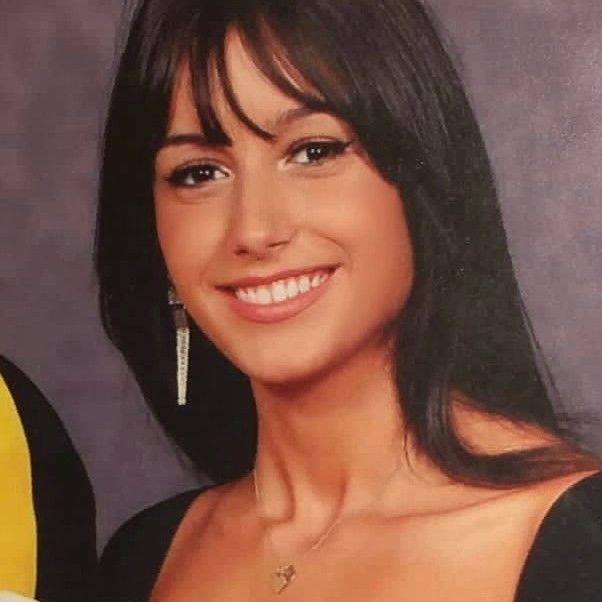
[{"x1": 98, "y1": 0, "x2": 601, "y2": 600}]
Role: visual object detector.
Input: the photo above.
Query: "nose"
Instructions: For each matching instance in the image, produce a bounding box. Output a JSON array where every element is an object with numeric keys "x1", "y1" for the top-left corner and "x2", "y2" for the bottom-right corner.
[{"x1": 228, "y1": 173, "x2": 296, "y2": 258}]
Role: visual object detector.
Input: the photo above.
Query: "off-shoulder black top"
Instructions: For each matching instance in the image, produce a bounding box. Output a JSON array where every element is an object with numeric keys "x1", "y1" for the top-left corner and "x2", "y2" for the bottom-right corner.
[{"x1": 100, "y1": 473, "x2": 602, "y2": 601}]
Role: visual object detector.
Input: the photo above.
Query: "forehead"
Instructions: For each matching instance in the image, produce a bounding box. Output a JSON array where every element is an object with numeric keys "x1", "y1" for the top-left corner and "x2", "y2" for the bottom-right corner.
[{"x1": 168, "y1": 31, "x2": 304, "y2": 137}]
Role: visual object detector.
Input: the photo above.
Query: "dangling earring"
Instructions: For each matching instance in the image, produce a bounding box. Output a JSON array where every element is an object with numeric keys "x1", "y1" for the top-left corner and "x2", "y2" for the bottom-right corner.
[{"x1": 168, "y1": 287, "x2": 189, "y2": 406}]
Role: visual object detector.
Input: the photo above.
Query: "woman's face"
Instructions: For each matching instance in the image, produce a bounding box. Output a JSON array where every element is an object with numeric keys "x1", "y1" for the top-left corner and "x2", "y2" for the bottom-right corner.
[{"x1": 154, "y1": 34, "x2": 414, "y2": 386}]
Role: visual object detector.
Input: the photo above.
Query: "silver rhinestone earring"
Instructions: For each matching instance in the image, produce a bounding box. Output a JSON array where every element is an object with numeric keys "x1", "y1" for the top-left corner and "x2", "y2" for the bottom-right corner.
[{"x1": 168, "y1": 287, "x2": 189, "y2": 406}]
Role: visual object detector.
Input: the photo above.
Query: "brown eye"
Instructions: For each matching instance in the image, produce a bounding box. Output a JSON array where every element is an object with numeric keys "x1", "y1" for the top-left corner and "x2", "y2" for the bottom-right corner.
[
  {"x1": 165, "y1": 163, "x2": 229, "y2": 188},
  {"x1": 288, "y1": 140, "x2": 352, "y2": 165}
]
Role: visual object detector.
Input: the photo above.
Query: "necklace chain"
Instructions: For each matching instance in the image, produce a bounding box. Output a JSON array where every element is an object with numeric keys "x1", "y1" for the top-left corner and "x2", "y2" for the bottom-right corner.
[{"x1": 252, "y1": 456, "x2": 403, "y2": 594}]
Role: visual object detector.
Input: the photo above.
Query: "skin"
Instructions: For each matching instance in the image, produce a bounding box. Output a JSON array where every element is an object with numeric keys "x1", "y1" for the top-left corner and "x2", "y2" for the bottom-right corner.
[{"x1": 151, "y1": 32, "x2": 594, "y2": 601}]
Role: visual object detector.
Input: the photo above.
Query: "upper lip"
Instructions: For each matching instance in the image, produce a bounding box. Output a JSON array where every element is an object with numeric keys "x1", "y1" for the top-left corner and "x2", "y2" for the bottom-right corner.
[{"x1": 219, "y1": 264, "x2": 339, "y2": 289}]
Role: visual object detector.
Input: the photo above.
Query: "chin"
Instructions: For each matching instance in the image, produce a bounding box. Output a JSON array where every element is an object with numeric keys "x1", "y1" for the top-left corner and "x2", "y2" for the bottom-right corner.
[
  {"x1": 236, "y1": 347, "x2": 335, "y2": 389},
  {"x1": 243, "y1": 359, "x2": 319, "y2": 388}
]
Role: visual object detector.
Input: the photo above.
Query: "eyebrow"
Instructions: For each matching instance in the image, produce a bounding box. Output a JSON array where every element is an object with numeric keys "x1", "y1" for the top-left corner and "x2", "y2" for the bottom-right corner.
[
  {"x1": 263, "y1": 105, "x2": 321, "y2": 133},
  {"x1": 158, "y1": 132, "x2": 216, "y2": 150},
  {"x1": 158, "y1": 106, "x2": 331, "y2": 151}
]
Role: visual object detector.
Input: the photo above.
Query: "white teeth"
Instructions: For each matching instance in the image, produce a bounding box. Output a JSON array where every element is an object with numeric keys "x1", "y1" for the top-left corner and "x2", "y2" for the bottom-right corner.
[
  {"x1": 286, "y1": 278, "x2": 299, "y2": 297},
  {"x1": 271, "y1": 281, "x2": 287, "y2": 302},
  {"x1": 256, "y1": 286, "x2": 272, "y2": 305},
  {"x1": 233, "y1": 270, "x2": 332, "y2": 305},
  {"x1": 298, "y1": 275, "x2": 310, "y2": 293}
]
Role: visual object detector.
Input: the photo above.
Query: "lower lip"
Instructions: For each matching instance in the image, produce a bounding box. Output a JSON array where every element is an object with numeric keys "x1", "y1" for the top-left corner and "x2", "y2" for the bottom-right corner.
[{"x1": 220, "y1": 270, "x2": 337, "y2": 324}]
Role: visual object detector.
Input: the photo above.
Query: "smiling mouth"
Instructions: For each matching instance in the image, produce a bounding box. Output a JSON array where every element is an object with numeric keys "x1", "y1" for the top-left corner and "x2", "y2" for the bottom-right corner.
[{"x1": 230, "y1": 268, "x2": 333, "y2": 306}]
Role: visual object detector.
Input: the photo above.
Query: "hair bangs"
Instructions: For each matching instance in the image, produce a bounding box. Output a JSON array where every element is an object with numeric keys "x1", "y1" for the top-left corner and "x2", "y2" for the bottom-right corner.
[{"x1": 169, "y1": 5, "x2": 359, "y2": 145}]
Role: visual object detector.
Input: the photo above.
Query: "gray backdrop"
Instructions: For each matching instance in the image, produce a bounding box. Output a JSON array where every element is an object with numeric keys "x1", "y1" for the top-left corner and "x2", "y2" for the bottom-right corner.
[{"x1": 1, "y1": 1, "x2": 600, "y2": 547}]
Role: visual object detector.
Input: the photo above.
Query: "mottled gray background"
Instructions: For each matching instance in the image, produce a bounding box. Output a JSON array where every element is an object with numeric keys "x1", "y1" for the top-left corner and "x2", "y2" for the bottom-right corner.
[{"x1": 1, "y1": 1, "x2": 600, "y2": 547}]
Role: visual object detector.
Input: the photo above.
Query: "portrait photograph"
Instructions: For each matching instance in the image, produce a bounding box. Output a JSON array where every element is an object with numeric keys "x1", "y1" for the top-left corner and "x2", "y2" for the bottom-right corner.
[{"x1": 1, "y1": 1, "x2": 601, "y2": 600}]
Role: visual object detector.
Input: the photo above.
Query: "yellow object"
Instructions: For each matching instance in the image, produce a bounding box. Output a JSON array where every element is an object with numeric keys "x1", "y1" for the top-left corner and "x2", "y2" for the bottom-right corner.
[{"x1": 0, "y1": 374, "x2": 36, "y2": 595}]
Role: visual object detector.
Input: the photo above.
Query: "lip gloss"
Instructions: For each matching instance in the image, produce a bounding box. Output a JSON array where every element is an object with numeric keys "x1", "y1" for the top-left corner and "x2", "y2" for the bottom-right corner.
[{"x1": 220, "y1": 271, "x2": 336, "y2": 324}]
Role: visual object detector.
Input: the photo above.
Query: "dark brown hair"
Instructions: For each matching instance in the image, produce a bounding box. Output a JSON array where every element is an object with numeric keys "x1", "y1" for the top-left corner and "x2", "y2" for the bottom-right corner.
[{"x1": 96, "y1": 0, "x2": 596, "y2": 484}]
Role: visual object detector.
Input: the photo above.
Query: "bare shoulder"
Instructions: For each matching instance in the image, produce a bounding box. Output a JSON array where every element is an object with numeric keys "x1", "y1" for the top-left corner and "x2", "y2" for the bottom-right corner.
[
  {"x1": 161, "y1": 475, "x2": 255, "y2": 557},
  {"x1": 189, "y1": 473, "x2": 256, "y2": 519},
  {"x1": 394, "y1": 397, "x2": 599, "y2": 523},
  {"x1": 178, "y1": 483, "x2": 226, "y2": 529},
  {"x1": 504, "y1": 469, "x2": 600, "y2": 525},
  {"x1": 148, "y1": 477, "x2": 256, "y2": 600}
]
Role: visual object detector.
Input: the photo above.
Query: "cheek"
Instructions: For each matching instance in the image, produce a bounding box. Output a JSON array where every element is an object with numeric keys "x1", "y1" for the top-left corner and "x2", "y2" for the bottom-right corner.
[
  {"x1": 318, "y1": 170, "x2": 413, "y2": 289},
  {"x1": 154, "y1": 200, "x2": 225, "y2": 288},
  {"x1": 329, "y1": 172, "x2": 414, "y2": 328}
]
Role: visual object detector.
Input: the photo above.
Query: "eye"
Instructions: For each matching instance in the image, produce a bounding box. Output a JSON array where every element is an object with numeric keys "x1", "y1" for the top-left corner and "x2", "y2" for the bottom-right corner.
[
  {"x1": 165, "y1": 162, "x2": 229, "y2": 188},
  {"x1": 288, "y1": 139, "x2": 353, "y2": 165}
]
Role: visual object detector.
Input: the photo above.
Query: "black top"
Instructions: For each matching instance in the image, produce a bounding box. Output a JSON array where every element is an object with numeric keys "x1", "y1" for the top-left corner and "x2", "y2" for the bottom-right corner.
[
  {"x1": 100, "y1": 473, "x2": 602, "y2": 601},
  {"x1": 0, "y1": 356, "x2": 97, "y2": 602}
]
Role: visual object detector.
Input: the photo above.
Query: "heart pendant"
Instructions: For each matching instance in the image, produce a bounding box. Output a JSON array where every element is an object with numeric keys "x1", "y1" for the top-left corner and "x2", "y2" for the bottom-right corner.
[{"x1": 271, "y1": 564, "x2": 297, "y2": 594}]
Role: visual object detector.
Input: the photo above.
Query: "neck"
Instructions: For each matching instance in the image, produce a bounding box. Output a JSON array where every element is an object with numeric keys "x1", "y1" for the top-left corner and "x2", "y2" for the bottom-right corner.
[{"x1": 251, "y1": 346, "x2": 406, "y2": 526}]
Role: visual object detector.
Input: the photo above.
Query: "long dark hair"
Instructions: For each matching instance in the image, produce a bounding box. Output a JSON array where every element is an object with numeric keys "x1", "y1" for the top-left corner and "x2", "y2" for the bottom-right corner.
[{"x1": 96, "y1": 0, "x2": 595, "y2": 484}]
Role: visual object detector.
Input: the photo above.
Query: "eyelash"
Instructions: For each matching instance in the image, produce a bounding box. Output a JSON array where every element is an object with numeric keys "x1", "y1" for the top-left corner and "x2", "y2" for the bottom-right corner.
[
  {"x1": 287, "y1": 138, "x2": 353, "y2": 166},
  {"x1": 164, "y1": 163, "x2": 228, "y2": 188},
  {"x1": 163, "y1": 139, "x2": 354, "y2": 189}
]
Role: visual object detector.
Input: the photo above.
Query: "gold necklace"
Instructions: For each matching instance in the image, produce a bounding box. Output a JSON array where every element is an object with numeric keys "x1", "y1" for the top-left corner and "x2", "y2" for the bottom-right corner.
[{"x1": 252, "y1": 458, "x2": 403, "y2": 594}]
